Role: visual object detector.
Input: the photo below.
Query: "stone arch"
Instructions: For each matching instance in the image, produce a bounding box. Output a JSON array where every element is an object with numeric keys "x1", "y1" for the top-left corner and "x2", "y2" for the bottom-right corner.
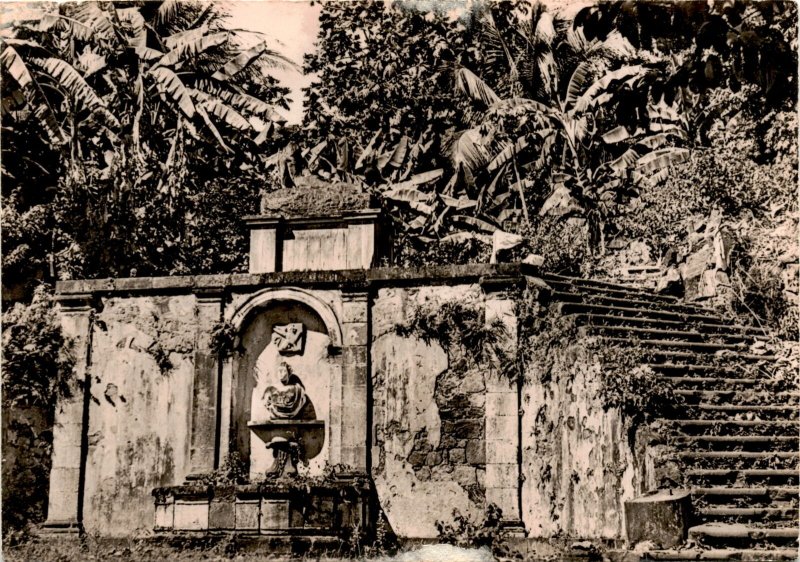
[{"x1": 228, "y1": 287, "x2": 342, "y2": 349}]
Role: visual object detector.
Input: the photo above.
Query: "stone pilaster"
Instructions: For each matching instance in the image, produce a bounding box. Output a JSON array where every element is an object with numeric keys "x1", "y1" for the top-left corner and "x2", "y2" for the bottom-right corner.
[
  {"x1": 482, "y1": 278, "x2": 524, "y2": 532},
  {"x1": 338, "y1": 290, "x2": 370, "y2": 471},
  {"x1": 42, "y1": 294, "x2": 96, "y2": 534},
  {"x1": 188, "y1": 289, "x2": 224, "y2": 476}
]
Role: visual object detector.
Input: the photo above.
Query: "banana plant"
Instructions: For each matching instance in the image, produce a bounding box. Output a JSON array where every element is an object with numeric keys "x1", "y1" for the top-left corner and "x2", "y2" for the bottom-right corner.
[{"x1": 1, "y1": 0, "x2": 293, "y2": 189}]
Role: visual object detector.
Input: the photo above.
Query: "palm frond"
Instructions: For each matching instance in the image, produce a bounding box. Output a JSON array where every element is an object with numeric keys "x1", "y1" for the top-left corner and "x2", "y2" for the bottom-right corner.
[
  {"x1": 455, "y1": 67, "x2": 500, "y2": 106},
  {"x1": 212, "y1": 40, "x2": 295, "y2": 81}
]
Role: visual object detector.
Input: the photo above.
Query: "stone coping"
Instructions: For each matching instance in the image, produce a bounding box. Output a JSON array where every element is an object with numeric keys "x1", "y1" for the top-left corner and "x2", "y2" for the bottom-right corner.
[
  {"x1": 244, "y1": 209, "x2": 381, "y2": 229},
  {"x1": 56, "y1": 263, "x2": 535, "y2": 298}
]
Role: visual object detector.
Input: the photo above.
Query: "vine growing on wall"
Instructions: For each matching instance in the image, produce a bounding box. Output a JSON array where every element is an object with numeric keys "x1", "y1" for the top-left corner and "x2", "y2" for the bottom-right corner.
[
  {"x1": 2, "y1": 286, "x2": 75, "y2": 408},
  {"x1": 393, "y1": 300, "x2": 518, "y2": 382},
  {"x1": 517, "y1": 290, "x2": 674, "y2": 424},
  {"x1": 210, "y1": 321, "x2": 241, "y2": 359}
]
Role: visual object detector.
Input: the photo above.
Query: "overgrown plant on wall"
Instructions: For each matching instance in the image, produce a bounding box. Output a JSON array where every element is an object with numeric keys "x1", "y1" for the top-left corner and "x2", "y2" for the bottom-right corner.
[
  {"x1": 519, "y1": 293, "x2": 673, "y2": 424},
  {"x1": 394, "y1": 300, "x2": 517, "y2": 382},
  {"x1": 2, "y1": 286, "x2": 75, "y2": 407},
  {"x1": 436, "y1": 503, "x2": 519, "y2": 559},
  {"x1": 1, "y1": 285, "x2": 75, "y2": 535},
  {"x1": 210, "y1": 320, "x2": 241, "y2": 359}
]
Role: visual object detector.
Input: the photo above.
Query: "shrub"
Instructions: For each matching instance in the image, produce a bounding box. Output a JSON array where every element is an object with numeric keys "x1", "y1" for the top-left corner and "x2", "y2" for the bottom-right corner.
[
  {"x1": 2, "y1": 285, "x2": 75, "y2": 534},
  {"x1": 2, "y1": 286, "x2": 74, "y2": 408}
]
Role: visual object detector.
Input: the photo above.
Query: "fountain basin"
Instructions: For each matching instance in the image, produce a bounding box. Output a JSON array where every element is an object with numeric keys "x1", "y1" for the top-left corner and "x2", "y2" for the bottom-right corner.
[{"x1": 247, "y1": 419, "x2": 325, "y2": 461}]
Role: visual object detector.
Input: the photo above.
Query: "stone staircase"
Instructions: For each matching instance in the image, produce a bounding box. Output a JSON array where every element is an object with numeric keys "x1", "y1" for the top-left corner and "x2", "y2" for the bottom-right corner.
[{"x1": 539, "y1": 273, "x2": 799, "y2": 560}]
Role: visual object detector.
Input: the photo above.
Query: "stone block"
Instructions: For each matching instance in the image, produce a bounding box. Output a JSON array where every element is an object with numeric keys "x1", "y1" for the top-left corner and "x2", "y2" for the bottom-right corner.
[
  {"x1": 465, "y1": 440, "x2": 486, "y2": 465},
  {"x1": 154, "y1": 501, "x2": 174, "y2": 530},
  {"x1": 343, "y1": 363, "x2": 367, "y2": 386},
  {"x1": 448, "y1": 448, "x2": 466, "y2": 463},
  {"x1": 408, "y1": 450, "x2": 427, "y2": 467},
  {"x1": 46, "y1": 467, "x2": 81, "y2": 521},
  {"x1": 443, "y1": 419, "x2": 483, "y2": 439},
  {"x1": 486, "y1": 463, "x2": 517, "y2": 488},
  {"x1": 235, "y1": 499, "x2": 260, "y2": 531},
  {"x1": 341, "y1": 445, "x2": 367, "y2": 469},
  {"x1": 342, "y1": 301, "x2": 368, "y2": 323},
  {"x1": 289, "y1": 500, "x2": 305, "y2": 528},
  {"x1": 343, "y1": 346, "x2": 367, "y2": 367},
  {"x1": 341, "y1": 390, "x2": 367, "y2": 447},
  {"x1": 305, "y1": 497, "x2": 335, "y2": 529},
  {"x1": 486, "y1": 392, "x2": 517, "y2": 419},
  {"x1": 625, "y1": 490, "x2": 692, "y2": 549},
  {"x1": 426, "y1": 451, "x2": 443, "y2": 466},
  {"x1": 343, "y1": 322, "x2": 368, "y2": 346},
  {"x1": 486, "y1": 440, "x2": 517, "y2": 464},
  {"x1": 209, "y1": 500, "x2": 235, "y2": 530},
  {"x1": 453, "y1": 465, "x2": 477, "y2": 486},
  {"x1": 174, "y1": 500, "x2": 209, "y2": 531},
  {"x1": 114, "y1": 277, "x2": 154, "y2": 291},
  {"x1": 485, "y1": 487, "x2": 518, "y2": 516},
  {"x1": 52, "y1": 443, "x2": 82, "y2": 471},
  {"x1": 261, "y1": 499, "x2": 289, "y2": 533},
  {"x1": 487, "y1": 415, "x2": 517, "y2": 439}
]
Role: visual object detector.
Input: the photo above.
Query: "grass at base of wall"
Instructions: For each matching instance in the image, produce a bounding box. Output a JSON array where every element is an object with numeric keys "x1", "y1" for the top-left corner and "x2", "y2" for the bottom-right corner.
[{"x1": 3, "y1": 535, "x2": 638, "y2": 562}]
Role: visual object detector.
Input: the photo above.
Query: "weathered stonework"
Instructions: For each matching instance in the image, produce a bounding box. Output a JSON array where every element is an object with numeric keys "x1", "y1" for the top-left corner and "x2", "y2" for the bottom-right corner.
[
  {"x1": 43, "y1": 263, "x2": 650, "y2": 543},
  {"x1": 521, "y1": 339, "x2": 641, "y2": 539}
]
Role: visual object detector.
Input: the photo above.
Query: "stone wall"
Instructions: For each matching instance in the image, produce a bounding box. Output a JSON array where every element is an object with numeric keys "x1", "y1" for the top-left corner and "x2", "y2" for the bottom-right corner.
[
  {"x1": 521, "y1": 334, "x2": 642, "y2": 540},
  {"x1": 82, "y1": 295, "x2": 197, "y2": 535},
  {"x1": 370, "y1": 285, "x2": 490, "y2": 538},
  {"x1": 43, "y1": 264, "x2": 645, "y2": 542}
]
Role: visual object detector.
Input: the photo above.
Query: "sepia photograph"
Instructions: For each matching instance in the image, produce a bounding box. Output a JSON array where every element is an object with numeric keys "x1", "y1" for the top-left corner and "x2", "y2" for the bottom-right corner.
[{"x1": 0, "y1": 0, "x2": 797, "y2": 560}]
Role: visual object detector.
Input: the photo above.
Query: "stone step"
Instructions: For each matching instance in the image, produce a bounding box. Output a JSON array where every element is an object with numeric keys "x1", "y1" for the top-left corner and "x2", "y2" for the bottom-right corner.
[
  {"x1": 575, "y1": 313, "x2": 766, "y2": 336},
  {"x1": 659, "y1": 377, "x2": 769, "y2": 392},
  {"x1": 557, "y1": 302, "x2": 725, "y2": 324},
  {"x1": 541, "y1": 280, "x2": 685, "y2": 307},
  {"x1": 670, "y1": 419, "x2": 800, "y2": 436},
  {"x1": 678, "y1": 452, "x2": 798, "y2": 472},
  {"x1": 644, "y1": 548, "x2": 799, "y2": 560},
  {"x1": 675, "y1": 435, "x2": 799, "y2": 451},
  {"x1": 601, "y1": 337, "x2": 750, "y2": 354},
  {"x1": 687, "y1": 469, "x2": 799, "y2": 486},
  {"x1": 651, "y1": 363, "x2": 776, "y2": 375},
  {"x1": 699, "y1": 506, "x2": 798, "y2": 521},
  {"x1": 692, "y1": 486, "x2": 800, "y2": 501},
  {"x1": 678, "y1": 451, "x2": 799, "y2": 460},
  {"x1": 675, "y1": 390, "x2": 800, "y2": 404},
  {"x1": 649, "y1": 350, "x2": 777, "y2": 362},
  {"x1": 669, "y1": 405, "x2": 799, "y2": 421},
  {"x1": 688, "y1": 523, "x2": 799, "y2": 548},
  {"x1": 584, "y1": 324, "x2": 763, "y2": 343},
  {"x1": 541, "y1": 273, "x2": 682, "y2": 301},
  {"x1": 551, "y1": 290, "x2": 712, "y2": 316},
  {"x1": 692, "y1": 486, "x2": 800, "y2": 509}
]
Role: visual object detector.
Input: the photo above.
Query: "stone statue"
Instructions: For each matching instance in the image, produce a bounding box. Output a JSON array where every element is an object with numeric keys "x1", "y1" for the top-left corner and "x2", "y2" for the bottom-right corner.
[{"x1": 261, "y1": 362, "x2": 311, "y2": 420}]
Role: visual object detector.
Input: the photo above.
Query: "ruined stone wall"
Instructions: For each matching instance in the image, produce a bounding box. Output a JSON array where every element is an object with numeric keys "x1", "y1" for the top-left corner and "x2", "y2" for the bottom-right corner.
[
  {"x1": 46, "y1": 264, "x2": 651, "y2": 541},
  {"x1": 82, "y1": 295, "x2": 197, "y2": 535},
  {"x1": 370, "y1": 285, "x2": 490, "y2": 538},
  {"x1": 521, "y1": 338, "x2": 642, "y2": 540}
]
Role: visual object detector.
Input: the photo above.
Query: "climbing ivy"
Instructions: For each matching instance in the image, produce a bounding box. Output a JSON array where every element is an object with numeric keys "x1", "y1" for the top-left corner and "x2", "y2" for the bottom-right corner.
[
  {"x1": 394, "y1": 299, "x2": 518, "y2": 382},
  {"x1": 518, "y1": 292, "x2": 674, "y2": 423},
  {"x1": 209, "y1": 321, "x2": 240, "y2": 359}
]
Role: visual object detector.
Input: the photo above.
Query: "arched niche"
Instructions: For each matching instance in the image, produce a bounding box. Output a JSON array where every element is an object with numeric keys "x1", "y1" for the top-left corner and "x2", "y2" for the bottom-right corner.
[
  {"x1": 225, "y1": 288, "x2": 342, "y2": 478},
  {"x1": 228, "y1": 288, "x2": 342, "y2": 349}
]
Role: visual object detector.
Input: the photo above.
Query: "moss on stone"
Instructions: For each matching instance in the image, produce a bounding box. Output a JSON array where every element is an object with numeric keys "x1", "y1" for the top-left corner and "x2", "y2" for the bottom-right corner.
[{"x1": 261, "y1": 183, "x2": 373, "y2": 217}]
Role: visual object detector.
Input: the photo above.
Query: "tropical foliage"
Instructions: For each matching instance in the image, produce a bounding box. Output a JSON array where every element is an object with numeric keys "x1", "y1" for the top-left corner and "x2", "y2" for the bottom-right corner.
[
  {"x1": 1, "y1": 0, "x2": 291, "y2": 283},
  {"x1": 278, "y1": 0, "x2": 796, "y2": 264},
  {"x1": 1, "y1": 0, "x2": 797, "y2": 283}
]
